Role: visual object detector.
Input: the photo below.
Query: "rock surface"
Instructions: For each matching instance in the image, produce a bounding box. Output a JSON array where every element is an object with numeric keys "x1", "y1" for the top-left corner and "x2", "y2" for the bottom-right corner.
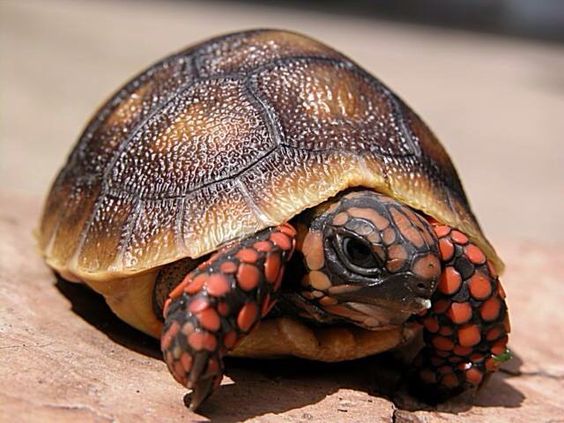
[
  {"x1": 1, "y1": 1, "x2": 563, "y2": 421},
  {"x1": 1, "y1": 193, "x2": 563, "y2": 422}
]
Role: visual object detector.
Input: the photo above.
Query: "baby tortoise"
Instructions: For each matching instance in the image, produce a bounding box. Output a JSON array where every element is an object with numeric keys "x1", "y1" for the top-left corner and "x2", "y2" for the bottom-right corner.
[{"x1": 38, "y1": 29, "x2": 510, "y2": 410}]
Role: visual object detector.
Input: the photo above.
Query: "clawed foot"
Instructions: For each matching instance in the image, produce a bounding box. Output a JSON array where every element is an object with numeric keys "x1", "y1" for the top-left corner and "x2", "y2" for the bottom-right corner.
[
  {"x1": 161, "y1": 224, "x2": 296, "y2": 409},
  {"x1": 412, "y1": 224, "x2": 510, "y2": 400}
]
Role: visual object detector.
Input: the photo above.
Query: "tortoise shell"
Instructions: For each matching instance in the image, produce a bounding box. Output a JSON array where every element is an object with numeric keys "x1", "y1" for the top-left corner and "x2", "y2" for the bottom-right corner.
[{"x1": 38, "y1": 29, "x2": 502, "y2": 283}]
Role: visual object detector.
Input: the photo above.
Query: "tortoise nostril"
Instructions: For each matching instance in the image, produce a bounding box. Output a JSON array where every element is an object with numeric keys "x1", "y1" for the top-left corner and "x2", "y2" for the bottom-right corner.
[{"x1": 414, "y1": 281, "x2": 432, "y2": 296}]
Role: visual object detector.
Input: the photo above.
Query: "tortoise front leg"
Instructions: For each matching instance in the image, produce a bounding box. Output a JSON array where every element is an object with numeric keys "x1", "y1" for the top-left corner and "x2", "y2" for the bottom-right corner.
[
  {"x1": 413, "y1": 224, "x2": 510, "y2": 401},
  {"x1": 161, "y1": 224, "x2": 296, "y2": 410}
]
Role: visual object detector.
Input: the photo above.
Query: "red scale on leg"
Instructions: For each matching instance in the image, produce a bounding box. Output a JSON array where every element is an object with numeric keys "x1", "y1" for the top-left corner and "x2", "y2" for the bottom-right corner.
[
  {"x1": 470, "y1": 352, "x2": 485, "y2": 363},
  {"x1": 163, "y1": 298, "x2": 173, "y2": 317},
  {"x1": 439, "y1": 326, "x2": 454, "y2": 336},
  {"x1": 465, "y1": 244, "x2": 486, "y2": 265},
  {"x1": 180, "y1": 353, "x2": 193, "y2": 373},
  {"x1": 447, "y1": 302, "x2": 472, "y2": 324},
  {"x1": 434, "y1": 225, "x2": 451, "y2": 238},
  {"x1": 432, "y1": 336, "x2": 454, "y2": 351},
  {"x1": 450, "y1": 230, "x2": 468, "y2": 245},
  {"x1": 485, "y1": 357, "x2": 499, "y2": 371},
  {"x1": 265, "y1": 253, "x2": 282, "y2": 284},
  {"x1": 220, "y1": 261, "x2": 238, "y2": 274},
  {"x1": 465, "y1": 367, "x2": 483, "y2": 385},
  {"x1": 481, "y1": 297, "x2": 502, "y2": 321},
  {"x1": 413, "y1": 224, "x2": 510, "y2": 401},
  {"x1": 468, "y1": 271, "x2": 492, "y2": 300},
  {"x1": 173, "y1": 361, "x2": 188, "y2": 386},
  {"x1": 458, "y1": 324, "x2": 481, "y2": 347},
  {"x1": 237, "y1": 302, "x2": 259, "y2": 332},
  {"x1": 441, "y1": 373, "x2": 459, "y2": 389},
  {"x1": 197, "y1": 308, "x2": 221, "y2": 331},
  {"x1": 453, "y1": 345, "x2": 472, "y2": 357},
  {"x1": 438, "y1": 238, "x2": 455, "y2": 261},
  {"x1": 169, "y1": 276, "x2": 191, "y2": 299},
  {"x1": 279, "y1": 223, "x2": 297, "y2": 237},
  {"x1": 161, "y1": 320, "x2": 180, "y2": 351},
  {"x1": 270, "y1": 231, "x2": 293, "y2": 252},
  {"x1": 236, "y1": 248, "x2": 259, "y2": 264},
  {"x1": 206, "y1": 274, "x2": 230, "y2": 296},
  {"x1": 486, "y1": 326, "x2": 503, "y2": 341},
  {"x1": 253, "y1": 240, "x2": 273, "y2": 252},
  {"x1": 420, "y1": 369, "x2": 437, "y2": 384},
  {"x1": 161, "y1": 224, "x2": 296, "y2": 410},
  {"x1": 491, "y1": 336, "x2": 508, "y2": 355},
  {"x1": 423, "y1": 316, "x2": 439, "y2": 333},
  {"x1": 236, "y1": 263, "x2": 261, "y2": 291},
  {"x1": 186, "y1": 273, "x2": 208, "y2": 295},
  {"x1": 188, "y1": 297, "x2": 210, "y2": 314},
  {"x1": 432, "y1": 299, "x2": 450, "y2": 314},
  {"x1": 188, "y1": 331, "x2": 217, "y2": 352}
]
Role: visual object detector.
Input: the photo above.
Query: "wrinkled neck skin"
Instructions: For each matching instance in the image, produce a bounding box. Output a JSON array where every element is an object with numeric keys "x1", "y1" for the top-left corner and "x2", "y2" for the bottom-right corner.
[{"x1": 284, "y1": 189, "x2": 442, "y2": 331}]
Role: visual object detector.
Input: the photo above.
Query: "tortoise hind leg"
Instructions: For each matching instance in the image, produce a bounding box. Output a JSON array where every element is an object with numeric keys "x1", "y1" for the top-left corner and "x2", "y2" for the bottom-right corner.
[
  {"x1": 161, "y1": 224, "x2": 296, "y2": 410},
  {"x1": 412, "y1": 224, "x2": 510, "y2": 402}
]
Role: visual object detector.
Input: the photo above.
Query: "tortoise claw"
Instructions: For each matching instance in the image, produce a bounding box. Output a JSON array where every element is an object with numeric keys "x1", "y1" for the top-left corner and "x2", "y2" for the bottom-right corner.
[
  {"x1": 186, "y1": 352, "x2": 222, "y2": 410},
  {"x1": 187, "y1": 352, "x2": 209, "y2": 388},
  {"x1": 188, "y1": 377, "x2": 215, "y2": 411}
]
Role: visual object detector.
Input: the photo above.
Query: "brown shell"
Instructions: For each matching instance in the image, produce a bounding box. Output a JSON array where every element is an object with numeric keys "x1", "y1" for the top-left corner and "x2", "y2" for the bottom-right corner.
[{"x1": 38, "y1": 29, "x2": 502, "y2": 282}]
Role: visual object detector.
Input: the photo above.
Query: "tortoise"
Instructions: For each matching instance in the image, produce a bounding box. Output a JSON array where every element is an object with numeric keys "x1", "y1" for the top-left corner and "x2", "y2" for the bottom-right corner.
[{"x1": 38, "y1": 29, "x2": 510, "y2": 410}]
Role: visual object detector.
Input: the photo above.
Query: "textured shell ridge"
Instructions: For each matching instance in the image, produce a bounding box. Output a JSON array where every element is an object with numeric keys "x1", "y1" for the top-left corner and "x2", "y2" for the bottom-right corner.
[{"x1": 39, "y1": 29, "x2": 502, "y2": 280}]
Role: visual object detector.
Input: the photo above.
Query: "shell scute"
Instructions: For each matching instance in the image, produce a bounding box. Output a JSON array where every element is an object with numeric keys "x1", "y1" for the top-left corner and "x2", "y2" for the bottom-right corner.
[{"x1": 39, "y1": 29, "x2": 502, "y2": 279}]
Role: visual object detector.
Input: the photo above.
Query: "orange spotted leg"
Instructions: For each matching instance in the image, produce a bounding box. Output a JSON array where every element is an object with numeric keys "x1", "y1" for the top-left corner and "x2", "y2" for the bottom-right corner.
[
  {"x1": 161, "y1": 224, "x2": 296, "y2": 410},
  {"x1": 412, "y1": 224, "x2": 511, "y2": 402}
]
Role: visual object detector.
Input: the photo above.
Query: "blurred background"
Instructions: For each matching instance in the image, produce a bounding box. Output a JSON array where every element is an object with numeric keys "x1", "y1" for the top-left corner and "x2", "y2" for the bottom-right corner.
[{"x1": 1, "y1": 0, "x2": 563, "y2": 247}]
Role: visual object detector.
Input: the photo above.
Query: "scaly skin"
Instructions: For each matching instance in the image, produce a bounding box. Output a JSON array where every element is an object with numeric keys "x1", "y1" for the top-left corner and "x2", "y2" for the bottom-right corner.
[
  {"x1": 161, "y1": 224, "x2": 296, "y2": 409},
  {"x1": 412, "y1": 223, "x2": 510, "y2": 400},
  {"x1": 160, "y1": 191, "x2": 509, "y2": 409},
  {"x1": 294, "y1": 191, "x2": 510, "y2": 399}
]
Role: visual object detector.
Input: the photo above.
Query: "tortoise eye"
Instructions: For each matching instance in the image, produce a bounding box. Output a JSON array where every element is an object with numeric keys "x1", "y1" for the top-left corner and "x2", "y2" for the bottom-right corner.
[{"x1": 341, "y1": 236, "x2": 381, "y2": 270}]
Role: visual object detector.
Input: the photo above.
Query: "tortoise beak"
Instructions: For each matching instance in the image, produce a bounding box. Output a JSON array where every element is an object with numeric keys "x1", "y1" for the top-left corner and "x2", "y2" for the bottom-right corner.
[
  {"x1": 335, "y1": 272, "x2": 436, "y2": 314},
  {"x1": 342, "y1": 298, "x2": 429, "y2": 329},
  {"x1": 357, "y1": 295, "x2": 432, "y2": 315},
  {"x1": 413, "y1": 297, "x2": 432, "y2": 311}
]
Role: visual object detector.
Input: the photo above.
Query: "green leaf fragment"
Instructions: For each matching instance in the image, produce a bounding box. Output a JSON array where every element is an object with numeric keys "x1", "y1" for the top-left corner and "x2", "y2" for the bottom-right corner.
[{"x1": 493, "y1": 348, "x2": 512, "y2": 363}]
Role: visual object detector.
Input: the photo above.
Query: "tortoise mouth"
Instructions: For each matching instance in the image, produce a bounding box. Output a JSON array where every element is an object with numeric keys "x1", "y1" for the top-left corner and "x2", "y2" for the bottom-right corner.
[
  {"x1": 350, "y1": 295, "x2": 431, "y2": 314},
  {"x1": 338, "y1": 297, "x2": 430, "y2": 330},
  {"x1": 332, "y1": 279, "x2": 433, "y2": 314}
]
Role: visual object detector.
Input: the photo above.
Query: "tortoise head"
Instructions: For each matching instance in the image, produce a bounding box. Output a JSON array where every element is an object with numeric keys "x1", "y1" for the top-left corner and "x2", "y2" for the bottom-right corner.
[{"x1": 299, "y1": 190, "x2": 441, "y2": 329}]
